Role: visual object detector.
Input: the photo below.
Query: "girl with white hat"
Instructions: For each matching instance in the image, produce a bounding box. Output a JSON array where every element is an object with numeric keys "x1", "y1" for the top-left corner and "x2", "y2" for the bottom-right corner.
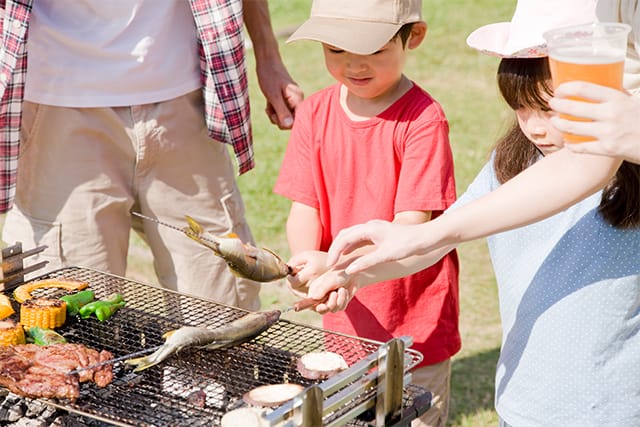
[{"x1": 305, "y1": 0, "x2": 640, "y2": 425}]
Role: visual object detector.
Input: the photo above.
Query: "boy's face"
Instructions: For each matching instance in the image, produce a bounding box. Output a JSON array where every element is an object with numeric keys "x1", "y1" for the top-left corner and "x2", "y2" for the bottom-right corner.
[
  {"x1": 321, "y1": 29, "x2": 417, "y2": 101},
  {"x1": 515, "y1": 105, "x2": 564, "y2": 156}
]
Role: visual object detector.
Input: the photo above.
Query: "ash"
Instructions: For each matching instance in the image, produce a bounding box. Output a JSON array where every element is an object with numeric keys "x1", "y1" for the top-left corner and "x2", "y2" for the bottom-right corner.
[{"x1": 0, "y1": 390, "x2": 109, "y2": 427}]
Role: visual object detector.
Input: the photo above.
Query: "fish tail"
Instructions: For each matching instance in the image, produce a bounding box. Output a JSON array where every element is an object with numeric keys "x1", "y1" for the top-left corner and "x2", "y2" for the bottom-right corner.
[
  {"x1": 125, "y1": 350, "x2": 163, "y2": 372},
  {"x1": 183, "y1": 216, "x2": 224, "y2": 256},
  {"x1": 185, "y1": 215, "x2": 203, "y2": 234}
]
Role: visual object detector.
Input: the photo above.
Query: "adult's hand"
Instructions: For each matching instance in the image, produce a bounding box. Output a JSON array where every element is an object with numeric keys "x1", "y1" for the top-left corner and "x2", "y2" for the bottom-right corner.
[
  {"x1": 326, "y1": 220, "x2": 426, "y2": 274},
  {"x1": 257, "y1": 59, "x2": 304, "y2": 129},
  {"x1": 549, "y1": 81, "x2": 640, "y2": 164}
]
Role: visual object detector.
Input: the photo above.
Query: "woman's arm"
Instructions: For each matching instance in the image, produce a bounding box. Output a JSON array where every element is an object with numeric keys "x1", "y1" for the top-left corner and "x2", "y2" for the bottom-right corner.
[{"x1": 328, "y1": 148, "x2": 620, "y2": 274}]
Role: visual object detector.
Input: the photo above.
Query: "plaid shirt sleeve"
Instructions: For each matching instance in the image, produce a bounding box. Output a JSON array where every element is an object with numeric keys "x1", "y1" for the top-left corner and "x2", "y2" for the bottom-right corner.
[
  {"x1": 189, "y1": 0, "x2": 254, "y2": 175},
  {"x1": 0, "y1": 0, "x2": 31, "y2": 213}
]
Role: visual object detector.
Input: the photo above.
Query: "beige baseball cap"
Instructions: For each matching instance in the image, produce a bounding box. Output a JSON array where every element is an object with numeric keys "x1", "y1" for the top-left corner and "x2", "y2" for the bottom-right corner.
[{"x1": 286, "y1": 0, "x2": 423, "y2": 55}]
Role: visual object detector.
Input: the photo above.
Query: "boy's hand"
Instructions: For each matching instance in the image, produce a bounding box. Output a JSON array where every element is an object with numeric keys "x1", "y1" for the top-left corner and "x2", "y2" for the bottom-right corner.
[
  {"x1": 286, "y1": 250, "x2": 329, "y2": 297},
  {"x1": 307, "y1": 269, "x2": 359, "y2": 314}
]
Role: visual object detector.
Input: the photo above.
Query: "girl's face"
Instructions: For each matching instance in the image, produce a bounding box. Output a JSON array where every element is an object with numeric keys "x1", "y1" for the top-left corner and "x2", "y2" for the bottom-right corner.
[{"x1": 515, "y1": 106, "x2": 564, "y2": 156}]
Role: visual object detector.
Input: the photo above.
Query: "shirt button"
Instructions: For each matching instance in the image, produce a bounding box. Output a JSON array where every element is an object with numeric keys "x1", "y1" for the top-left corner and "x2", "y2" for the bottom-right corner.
[
  {"x1": 0, "y1": 73, "x2": 7, "y2": 83},
  {"x1": 11, "y1": 20, "x2": 20, "y2": 30}
]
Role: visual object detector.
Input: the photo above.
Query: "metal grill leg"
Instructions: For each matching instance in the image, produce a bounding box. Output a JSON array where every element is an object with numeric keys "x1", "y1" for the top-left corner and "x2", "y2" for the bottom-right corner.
[
  {"x1": 375, "y1": 338, "x2": 405, "y2": 426},
  {"x1": 301, "y1": 385, "x2": 323, "y2": 427}
]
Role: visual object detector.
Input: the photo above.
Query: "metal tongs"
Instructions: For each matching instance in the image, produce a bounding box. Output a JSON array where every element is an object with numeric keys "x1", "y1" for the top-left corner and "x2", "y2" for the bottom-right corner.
[{"x1": 66, "y1": 345, "x2": 163, "y2": 376}]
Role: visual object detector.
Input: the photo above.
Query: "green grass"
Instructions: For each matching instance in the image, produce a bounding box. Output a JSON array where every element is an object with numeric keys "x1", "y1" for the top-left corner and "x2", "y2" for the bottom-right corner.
[{"x1": 124, "y1": 1, "x2": 514, "y2": 425}]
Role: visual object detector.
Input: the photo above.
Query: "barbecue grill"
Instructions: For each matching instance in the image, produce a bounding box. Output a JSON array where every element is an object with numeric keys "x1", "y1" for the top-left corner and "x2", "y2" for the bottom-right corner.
[{"x1": 0, "y1": 249, "x2": 431, "y2": 426}]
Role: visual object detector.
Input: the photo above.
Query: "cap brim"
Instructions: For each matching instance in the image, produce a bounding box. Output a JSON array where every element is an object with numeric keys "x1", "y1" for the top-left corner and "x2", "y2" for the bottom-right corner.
[
  {"x1": 466, "y1": 22, "x2": 547, "y2": 58},
  {"x1": 287, "y1": 17, "x2": 401, "y2": 55}
]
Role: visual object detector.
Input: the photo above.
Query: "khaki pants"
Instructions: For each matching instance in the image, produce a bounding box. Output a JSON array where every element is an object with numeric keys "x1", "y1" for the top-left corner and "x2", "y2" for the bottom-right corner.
[
  {"x1": 2, "y1": 90, "x2": 260, "y2": 310},
  {"x1": 411, "y1": 359, "x2": 452, "y2": 427}
]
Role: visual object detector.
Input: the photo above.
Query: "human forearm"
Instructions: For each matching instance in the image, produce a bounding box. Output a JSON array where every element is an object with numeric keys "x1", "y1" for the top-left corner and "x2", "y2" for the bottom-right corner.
[
  {"x1": 431, "y1": 149, "x2": 620, "y2": 246},
  {"x1": 329, "y1": 149, "x2": 619, "y2": 274},
  {"x1": 286, "y1": 202, "x2": 322, "y2": 255},
  {"x1": 285, "y1": 202, "x2": 324, "y2": 292},
  {"x1": 307, "y1": 243, "x2": 454, "y2": 312},
  {"x1": 242, "y1": 0, "x2": 303, "y2": 129},
  {"x1": 242, "y1": 0, "x2": 280, "y2": 64}
]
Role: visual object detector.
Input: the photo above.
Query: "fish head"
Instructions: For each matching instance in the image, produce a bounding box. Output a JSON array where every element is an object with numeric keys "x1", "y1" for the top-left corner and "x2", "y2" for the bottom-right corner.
[{"x1": 262, "y1": 310, "x2": 282, "y2": 325}]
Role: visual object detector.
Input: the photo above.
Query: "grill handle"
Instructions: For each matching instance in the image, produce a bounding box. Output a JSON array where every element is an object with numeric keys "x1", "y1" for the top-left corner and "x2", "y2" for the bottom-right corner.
[
  {"x1": 0, "y1": 243, "x2": 49, "y2": 291},
  {"x1": 264, "y1": 336, "x2": 415, "y2": 426}
]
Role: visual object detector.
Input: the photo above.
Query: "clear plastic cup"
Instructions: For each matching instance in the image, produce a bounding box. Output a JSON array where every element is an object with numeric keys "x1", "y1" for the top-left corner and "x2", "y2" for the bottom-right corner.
[{"x1": 543, "y1": 22, "x2": 631, "y2": 142}]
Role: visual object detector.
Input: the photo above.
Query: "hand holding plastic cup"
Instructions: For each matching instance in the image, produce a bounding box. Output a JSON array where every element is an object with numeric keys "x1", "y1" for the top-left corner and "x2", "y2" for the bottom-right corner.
[{"x1": 543, "y1": 22, "x2": 631, "y2": 142}]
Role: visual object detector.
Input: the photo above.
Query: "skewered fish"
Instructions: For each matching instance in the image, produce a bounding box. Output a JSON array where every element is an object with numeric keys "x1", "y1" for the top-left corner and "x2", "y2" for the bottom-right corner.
[
  {"x1": 183, "y1": 215, "x2": 292, "y2": 282},
  {"x1": 125, "y1": 310, "x2": 281, "y2": 372},
  {"x1": 132, "y1": 212, "x2": 292, "y2": 282}
]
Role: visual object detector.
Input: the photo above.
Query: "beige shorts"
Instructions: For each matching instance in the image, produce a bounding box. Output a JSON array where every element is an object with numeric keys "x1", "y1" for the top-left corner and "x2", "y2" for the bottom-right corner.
[
  {"x1": 411, "y1": 358, "x2": 452, "y2": 427},
  {"x1": 2, "y1": 90, "x2": 260, "y2": 310}
]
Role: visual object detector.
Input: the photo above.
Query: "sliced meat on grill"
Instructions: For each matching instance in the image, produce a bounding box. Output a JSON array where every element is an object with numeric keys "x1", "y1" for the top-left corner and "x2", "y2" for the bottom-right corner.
[
  {"x1": 93, "y1": 349, "x2": 114, "y2": 387},
  {"x1": 0, "y1": 343, "x2": 114, "y2": 400},
  {"x1": 31, "y1": 343, "x2": 114, "y2": 386}
]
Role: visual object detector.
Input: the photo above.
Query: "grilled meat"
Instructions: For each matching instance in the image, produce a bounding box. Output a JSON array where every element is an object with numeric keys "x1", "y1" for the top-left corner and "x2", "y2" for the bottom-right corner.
[{"x1": 0, "y1": 343, "x2": 114, "y2": 400}]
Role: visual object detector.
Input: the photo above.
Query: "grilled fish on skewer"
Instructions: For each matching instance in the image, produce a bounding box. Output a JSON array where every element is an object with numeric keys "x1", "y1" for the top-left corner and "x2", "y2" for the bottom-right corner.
[
  {"x1": 183, "y1": 215, "x2": 292, "y2": 282},
  {"x1": 125, "y1": 310, "x2": 281, "y2": 372},
  {"x1": 132, "y1": 212, "x2": 292, "y2": 282}
]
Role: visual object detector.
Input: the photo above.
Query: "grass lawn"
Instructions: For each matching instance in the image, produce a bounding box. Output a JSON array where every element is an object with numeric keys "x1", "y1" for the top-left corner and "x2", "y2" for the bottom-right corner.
[{"x1": 122, "y1": 1, "x2": 515, "y2": 425}]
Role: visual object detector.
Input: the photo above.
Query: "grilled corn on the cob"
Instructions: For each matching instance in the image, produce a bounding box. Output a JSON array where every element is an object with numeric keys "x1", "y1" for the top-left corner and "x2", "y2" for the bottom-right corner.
[
  {"x1": 0, "y1": 319, "x2": 26, "y2": 346},
  {"x1": 20, "y1": 298, "x2": 67, "y2": 329}
]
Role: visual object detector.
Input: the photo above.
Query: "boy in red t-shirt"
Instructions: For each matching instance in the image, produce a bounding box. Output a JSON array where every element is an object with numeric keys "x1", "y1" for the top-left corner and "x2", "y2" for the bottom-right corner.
[{"x1": 273, "y1": 1, "x2": 459, "y2": 425}]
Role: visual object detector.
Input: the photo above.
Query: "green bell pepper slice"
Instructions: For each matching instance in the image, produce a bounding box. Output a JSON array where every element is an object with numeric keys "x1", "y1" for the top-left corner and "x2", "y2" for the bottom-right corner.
[{"x1": 78, "y1": 293, "x2": 126, "y2": 322}]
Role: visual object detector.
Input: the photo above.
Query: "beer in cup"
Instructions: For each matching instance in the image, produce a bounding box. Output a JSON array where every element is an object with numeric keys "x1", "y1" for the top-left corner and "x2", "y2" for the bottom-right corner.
[{"x1": 543, "y1": 22, "x2": 631, "y2": 142}]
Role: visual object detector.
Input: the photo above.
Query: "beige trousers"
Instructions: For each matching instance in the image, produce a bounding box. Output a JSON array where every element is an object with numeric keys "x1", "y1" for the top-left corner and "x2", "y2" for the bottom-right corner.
[
  {"x1": 2, "y1": 90, "x2": 260, "y2": 310},
  {"x1": 411, "y1": 359, "x2": 452, "y2": 427}
]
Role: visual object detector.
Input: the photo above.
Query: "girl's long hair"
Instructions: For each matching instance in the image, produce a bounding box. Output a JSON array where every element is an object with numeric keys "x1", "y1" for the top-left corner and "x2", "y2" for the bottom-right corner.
[{"x1": 493, "y1": 57, "x2": 640, "y2": 229}]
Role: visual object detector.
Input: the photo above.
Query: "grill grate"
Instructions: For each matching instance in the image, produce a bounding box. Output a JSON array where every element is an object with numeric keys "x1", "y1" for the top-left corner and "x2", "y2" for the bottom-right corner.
[{"x1": 4, "y1": 266, "x2": 426, "y2": 426}]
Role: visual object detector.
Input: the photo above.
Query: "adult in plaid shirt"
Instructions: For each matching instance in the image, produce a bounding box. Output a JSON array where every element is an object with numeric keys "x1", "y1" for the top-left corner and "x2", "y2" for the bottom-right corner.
[{"x1": 0, "y1": 0, "x2": 303, "y2": 310}]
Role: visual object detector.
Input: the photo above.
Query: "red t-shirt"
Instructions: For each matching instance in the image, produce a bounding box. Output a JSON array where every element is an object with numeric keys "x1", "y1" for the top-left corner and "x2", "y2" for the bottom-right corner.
[{"x1": 274, "y1": 83, "x2": 460, "y2": 365}]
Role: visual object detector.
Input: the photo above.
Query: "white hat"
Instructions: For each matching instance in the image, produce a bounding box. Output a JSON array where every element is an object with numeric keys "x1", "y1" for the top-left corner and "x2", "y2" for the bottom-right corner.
[
  {"x1": 287, "y1": 0, "x2": 423, "y2": 55},
  {"x1": 466, "y1": 0, "x2": 598, "y2": 58}
]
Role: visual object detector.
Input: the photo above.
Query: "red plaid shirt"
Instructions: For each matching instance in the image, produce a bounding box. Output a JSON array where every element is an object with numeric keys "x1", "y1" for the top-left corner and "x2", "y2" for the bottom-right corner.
[{"x1": 0, "y1": 0, "x2": 253, "y2": 213}]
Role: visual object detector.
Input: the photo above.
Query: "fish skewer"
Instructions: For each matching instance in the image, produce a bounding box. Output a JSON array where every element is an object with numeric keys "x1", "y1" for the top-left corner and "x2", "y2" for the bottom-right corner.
[
  {"x1": 183, "y1": 215, "x2": 292, "y2": 282},
  {"x1": 132, "y1": 212, "x2": 292, "y2": 282},
  {"x1": 282, "y1": 295, "x2": 331, "y2": 313},
  {"x1": 124, "y1": 310, "x2": 281, "y2": 372}
]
